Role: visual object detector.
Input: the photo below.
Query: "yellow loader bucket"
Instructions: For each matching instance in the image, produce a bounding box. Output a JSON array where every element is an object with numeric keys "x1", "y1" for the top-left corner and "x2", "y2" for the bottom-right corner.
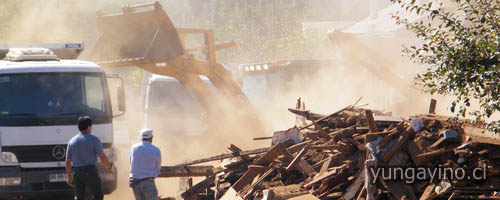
[{"x1": 88, "y1": 1, "x2": 184, "y2": 65}]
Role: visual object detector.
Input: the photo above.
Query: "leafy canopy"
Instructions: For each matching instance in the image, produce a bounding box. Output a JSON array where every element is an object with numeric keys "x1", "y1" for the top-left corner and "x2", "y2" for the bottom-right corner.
[{"x1": 390, "y1": 0, "x2": 499, "y2": 132}]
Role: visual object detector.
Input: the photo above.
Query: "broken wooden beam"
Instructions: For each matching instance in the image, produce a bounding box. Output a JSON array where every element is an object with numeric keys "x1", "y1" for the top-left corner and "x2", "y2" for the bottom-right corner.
[
  {"x1": 304, "y1": 164, "x2": 348, "y2": 188},
  {"x1": 232, "y1": 165, "x2": 266, "y2": 192},
  {"x1": 308, "y1": 145, "x2": 351, "y2": 151},
  {"x1": 318, "y1": 155, "x2": 333, "y2": 177},
  {"x1": 429, "y1": 99, "x2": 437, "y2": 114},
  {"x1": 342, "y1": 170, "x2": 365, "y2": 200},
  {"x1": 241, "y1": 168, "x2": 275, "y2": 198},
  {"x1": 254, "y1": 143, "x2": 287, "y2": 166},
  {"x1": 299, "y1": 105, "x2": 353, "y2": 130},
  {"x1": 265, "y1": 184, "x2": 308, "y2": 200},
  {"x1": 416, "y1": 148, "x2": 454, "y2": 164},
  {"x1": 419, "y1": 184, "x2": 438, "y2": 200},
  {"x1": 313, "y1": 121, "x2": 332, "y2": 140},
  {"x1": 288, "y1": 194, "x2": 321, "y2": 200},
  {"x1": 463, "y1": 125, "x2": 500, "y2": 145},
  {"x1": 159, "y1": 165, "x2": 216, "y2": 178},
  {"x1": 365, "y1": 110, "x2": 378, "y2": 133},
  {"x1": 228, "y1": 144, "x2": 250, "y2": 160},
  {"x1": 286, "y1": 148, "x2": 308, "y2": 171},
  {"x1": 382, "y1": 127, "x2": 413, "y2": 163},
  {"x1": 181, "y1": 174, "x2": 215, "y2": 199},
  {"x1": 220, "y1": 187, "x2": 244, "y2": 200},
  {"x1": 177, "y1": 147, "x2": 270, "y2": 166}
]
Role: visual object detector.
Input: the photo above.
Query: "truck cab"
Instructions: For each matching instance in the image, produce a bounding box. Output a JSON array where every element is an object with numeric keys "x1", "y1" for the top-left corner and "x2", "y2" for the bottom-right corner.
[
  {"x1": 142, "y1": 74, "x2": 210, "y2": 136},
  {"x1": 0, "y1": 44, "x2": 124, "y2": 198}
]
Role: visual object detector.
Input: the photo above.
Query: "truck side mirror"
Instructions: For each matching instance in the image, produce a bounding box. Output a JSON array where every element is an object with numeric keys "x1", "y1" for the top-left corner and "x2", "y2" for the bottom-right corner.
[
  {"x1": 106, "y1": 74, "x2": 126, "y2": 117},
  {"x1": 118, "y1": 85, "x2": 126, "y2": 112}
]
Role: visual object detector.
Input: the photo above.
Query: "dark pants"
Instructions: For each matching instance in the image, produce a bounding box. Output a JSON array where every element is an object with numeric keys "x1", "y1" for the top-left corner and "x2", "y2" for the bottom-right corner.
[{"x1": 72, "y1": 165, "x2": 103, "y2": 200}]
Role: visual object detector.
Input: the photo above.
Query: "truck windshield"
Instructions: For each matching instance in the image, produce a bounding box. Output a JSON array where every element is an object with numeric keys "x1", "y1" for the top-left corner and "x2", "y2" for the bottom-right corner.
[{"x1": 0, "y1": 72, "x2": 111, "y2": 125}]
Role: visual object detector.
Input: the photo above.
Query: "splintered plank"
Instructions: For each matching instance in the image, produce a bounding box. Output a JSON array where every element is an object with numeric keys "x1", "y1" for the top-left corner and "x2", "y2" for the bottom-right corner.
[
  {"x1": 416, "y1": 148, "x2": 454, "y2": 164},
  {"x1": 288, "y1": 194, "x2": 320, "y2": 200},
  {"x1": 254, "y1": 143, "x2": 287, "y2": 166},
  {"x1": 318, "y1": 155, "x2": 333, "y2": 176},
  {"x1": 177, "y1": 147, "x2": 270, "y2": 166},
  {"x1": 241, "y1": 168, "x2": 275, "y2": 198},
  {"x1": 232, "y1": 165, "x2": 266, "y2": 192},
  {"x1": 268, "y1": 184, "x2": 308, "y2": 199},
  {"x1": 330, "y1": 126, "x2": 357, "y2": 141},
  {"x1": 308, "y1": 145, "x2": 351, "y2": 152},
  {"x1": 429, "y1": 99, "x2": 437, "y2": 114},
  {"x1": 382, "y1": 127, "x2": 413, "y2": 163},
  {"x1": 281, "y1": 147, "x2": 315, "y2": 177},
  {"x1": 286, "y1": 148, "x2": 308, "y2": 171},
  {"x1": 313, "y1": 121, "x2": 332, "y2": 140},
  {"x1": 342, "y1": 170, "x2": 365, "y2": 200},
  {"x1": 288, "y1": 141, "x2": 311, "y2": 154},
  {"x1": 463, "y1": 125, "x2": 500, "y2": 145},
  {"x1": 181, "y1": 174, "x2": 215, "y2": 199},
  {"x1": 220, "y1": 187, "x2": 244, "y2": 200},
  {"x1": 299, "y1": 105, "x2": 353, "y2": 131},
  {"x1": 159, "y1": 165, "x2": 215, "y2": 178},
  {"x1": 305, "y1": 164, "x2": 347, "y2": 188},
  {"x1": 296, "y1": 160, "x2": 316, "y2": 177},
  {"x1": 407, "y1": 140, "x2": 423, "y2": 165},
  {"x1": 381, "y1": 179, "x2": 407, "y2": 200},
  {"x1": 419, "y1": 184, "x2": 437, "y2": 200},
  {"x1": 365, "y1": 110, "x2": 378, "y2": 133},
  {"x1": 228, "y1": 144, "x2": 250, "y2": 160}
]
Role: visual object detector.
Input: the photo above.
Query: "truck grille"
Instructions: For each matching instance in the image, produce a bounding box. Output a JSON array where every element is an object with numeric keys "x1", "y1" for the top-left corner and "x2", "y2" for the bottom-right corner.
[
  {"x1": 2, "y1": 145, "x2": 67, "y2": 162},
  {"x1": 2, "y1": 143, "x2": 111, "y2": 163}
]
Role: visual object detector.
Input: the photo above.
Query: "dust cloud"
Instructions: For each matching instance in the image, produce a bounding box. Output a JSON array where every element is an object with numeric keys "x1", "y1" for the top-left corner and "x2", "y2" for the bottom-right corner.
[{"x1": 1, "y1": 0, "x2": 496, "y2": 199}]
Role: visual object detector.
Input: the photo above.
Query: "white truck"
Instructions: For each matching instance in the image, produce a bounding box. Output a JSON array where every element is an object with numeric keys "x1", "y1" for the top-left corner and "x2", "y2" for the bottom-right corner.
[
  {"x1": 141, "y1": 74, "x2": 211, "y2": 135},
  {"x1": 0, "y1": 44, "x2": 124, "y2": 198}
]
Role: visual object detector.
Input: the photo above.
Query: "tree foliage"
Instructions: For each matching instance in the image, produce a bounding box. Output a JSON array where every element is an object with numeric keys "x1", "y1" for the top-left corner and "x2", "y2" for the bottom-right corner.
[{"x1": 390, "y1": 0, "x2": 499, "y2": 132}]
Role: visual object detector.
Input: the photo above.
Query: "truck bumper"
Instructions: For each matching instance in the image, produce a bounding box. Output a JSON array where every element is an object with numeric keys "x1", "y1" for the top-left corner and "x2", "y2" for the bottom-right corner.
[{"x1": 0, "y1": 164, "x2": 117, "y2": 198}]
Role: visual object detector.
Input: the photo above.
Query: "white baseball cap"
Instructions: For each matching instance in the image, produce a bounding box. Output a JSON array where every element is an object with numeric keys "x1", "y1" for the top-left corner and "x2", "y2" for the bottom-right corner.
[{"x1": 140, "y1": 129, "x2": 153, "y2": 139}]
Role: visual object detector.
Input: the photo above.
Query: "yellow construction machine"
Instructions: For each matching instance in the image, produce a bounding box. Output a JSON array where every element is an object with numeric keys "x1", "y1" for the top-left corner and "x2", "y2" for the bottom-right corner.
[{"x1": 88, "y1": 1, "x2": 259, "y2": 134}]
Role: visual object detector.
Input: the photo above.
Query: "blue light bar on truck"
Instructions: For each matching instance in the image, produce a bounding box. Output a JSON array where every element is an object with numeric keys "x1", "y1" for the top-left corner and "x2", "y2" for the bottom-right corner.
[{"x1": 0, "y1": 43, "x2": 84, "y2": 60}]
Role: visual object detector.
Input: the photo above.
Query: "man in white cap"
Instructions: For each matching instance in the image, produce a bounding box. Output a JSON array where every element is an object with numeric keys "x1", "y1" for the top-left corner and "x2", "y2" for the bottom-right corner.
[{"x1": 129, "y1": 129, "x2": 162, "y2": 200}]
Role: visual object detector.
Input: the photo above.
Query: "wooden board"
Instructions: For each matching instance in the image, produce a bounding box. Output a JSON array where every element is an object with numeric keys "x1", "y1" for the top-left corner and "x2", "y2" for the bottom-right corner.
[
  {"x1": 254, "y1": 143, "x2": 286, "y2": 166},
  {"x1": 463, "y1": 126, "x2": 500, "y2": 145},
  {"x1": 288, "y1": 194, "x2": 320, "y2": 200},
  {"x1": 286, "y1": 148, "x2": 307, "y2": 171},
  {"x1": 159, "y1": 165, "x2": 215, "y2": 177},
  {"x1": 342, "y1": 170, "x2": 365, "y2": 200},
  {"x1": 220, "y1": 187, "x2": 244, "y2": 200},
  {"x1": 365, "y1": 110, "x2": 378, "y2": 133},
  {"x1": 232, "y1": 165, "x2": 266, "y2": 192},
  {"x1": 180, "y1": 174, "x2": 215, "y2": 198}
]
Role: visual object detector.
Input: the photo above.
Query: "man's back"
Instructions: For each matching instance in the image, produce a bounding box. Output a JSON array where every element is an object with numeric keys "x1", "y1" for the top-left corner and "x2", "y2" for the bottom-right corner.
[
  {"x1": 67, "y1": 133, "x2": 103, "y2": 167},
  {"x1": 130, "y1": 142, "x2": 161, "y2": 179}
]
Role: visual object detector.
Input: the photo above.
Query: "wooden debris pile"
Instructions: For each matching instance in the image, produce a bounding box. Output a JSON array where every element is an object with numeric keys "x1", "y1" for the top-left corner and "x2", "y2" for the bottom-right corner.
[{"x1": 160, "y1": 99, "x2": 500, "y2": 200}]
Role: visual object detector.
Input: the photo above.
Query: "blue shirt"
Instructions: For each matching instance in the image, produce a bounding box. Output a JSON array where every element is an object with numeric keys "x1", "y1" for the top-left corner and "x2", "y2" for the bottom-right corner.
[
  {"x1": 66, "y1": 133, "x2": 104, "y2": 167},
  {"x1": 130, "y1": 141, "x2": 161, "y2": 179}
]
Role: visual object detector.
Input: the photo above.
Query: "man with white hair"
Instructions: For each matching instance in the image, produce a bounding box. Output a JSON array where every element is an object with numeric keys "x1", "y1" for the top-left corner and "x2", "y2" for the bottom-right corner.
[{"x1": 129, "y1": 129, "x2": 162, "y2": 200}]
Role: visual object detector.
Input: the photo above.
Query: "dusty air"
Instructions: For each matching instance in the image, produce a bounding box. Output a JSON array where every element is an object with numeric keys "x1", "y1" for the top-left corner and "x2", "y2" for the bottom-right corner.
[{"x1": 0, "y1": 0, "x2": 498, "y2": 200}]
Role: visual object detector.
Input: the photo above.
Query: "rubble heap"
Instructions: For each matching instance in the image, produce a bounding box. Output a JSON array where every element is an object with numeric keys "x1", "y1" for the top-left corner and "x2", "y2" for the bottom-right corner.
[{"x1": 160, "y1": 99, "x2": 500, "y2": 200}]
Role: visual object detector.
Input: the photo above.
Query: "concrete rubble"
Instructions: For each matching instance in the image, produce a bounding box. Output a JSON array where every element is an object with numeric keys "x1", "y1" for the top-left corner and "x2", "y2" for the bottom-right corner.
[{"x1": 159, "y1": 99, "x2": 500, "y2": 200}]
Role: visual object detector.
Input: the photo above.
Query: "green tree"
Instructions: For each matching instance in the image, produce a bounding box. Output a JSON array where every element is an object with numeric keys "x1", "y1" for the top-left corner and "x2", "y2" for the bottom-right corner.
[{"x1": 391, "y1": 0, "x2": 499, "y2": 132}]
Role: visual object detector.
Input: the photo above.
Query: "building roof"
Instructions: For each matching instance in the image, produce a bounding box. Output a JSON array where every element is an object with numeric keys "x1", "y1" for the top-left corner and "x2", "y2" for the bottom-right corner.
[{"x1": 342, "y1": 3, "x2": 422, "y2": 37}]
